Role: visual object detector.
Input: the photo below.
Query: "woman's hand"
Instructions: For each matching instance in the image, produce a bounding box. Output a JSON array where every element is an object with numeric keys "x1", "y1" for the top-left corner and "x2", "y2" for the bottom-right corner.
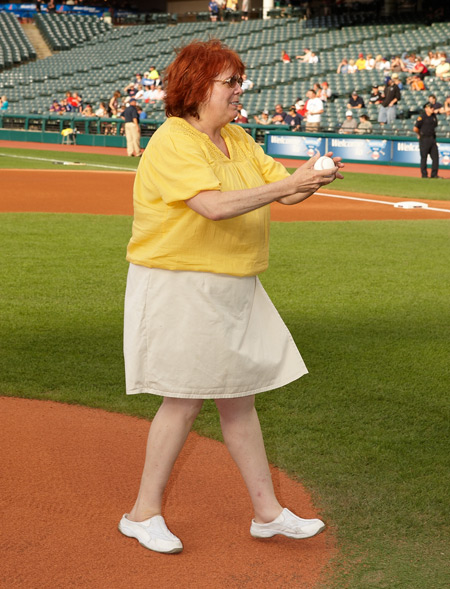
[{"x1": 278, "y1": 153, "x2": 344, "y2": 206}]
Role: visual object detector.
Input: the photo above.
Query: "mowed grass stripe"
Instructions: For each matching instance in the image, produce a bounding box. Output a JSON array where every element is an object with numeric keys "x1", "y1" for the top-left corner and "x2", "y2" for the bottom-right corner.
[{"x1": 1, "y1": 213, "x2": 449, "y2": 588}]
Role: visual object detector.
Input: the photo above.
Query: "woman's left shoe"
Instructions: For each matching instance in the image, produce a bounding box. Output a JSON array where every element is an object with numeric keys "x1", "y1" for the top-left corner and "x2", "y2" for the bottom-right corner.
[
  {"x1": 118, "y1": 514, "x2": 183, "y2": 553},
  {"x1": 250, "y1": 508, "x2": 325, "y2": 539}
]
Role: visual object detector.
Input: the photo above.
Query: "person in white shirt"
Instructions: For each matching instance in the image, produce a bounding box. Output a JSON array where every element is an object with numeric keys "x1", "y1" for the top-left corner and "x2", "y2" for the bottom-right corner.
[
  {"x1": 241, "y1": 74, "x2": 254, "y2": 92},
  {"x1": 305, "y1": 89, "x2": 323, "y2": 132}
]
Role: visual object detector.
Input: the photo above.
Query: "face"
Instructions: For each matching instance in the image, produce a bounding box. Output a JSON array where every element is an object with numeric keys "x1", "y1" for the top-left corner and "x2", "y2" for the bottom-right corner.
[
  {"x1": 200, "y1": 66, "x2": 243, "y2": 124},
  {"x1": 425, "y1": 106, "x2": 433, "y2": 116}
]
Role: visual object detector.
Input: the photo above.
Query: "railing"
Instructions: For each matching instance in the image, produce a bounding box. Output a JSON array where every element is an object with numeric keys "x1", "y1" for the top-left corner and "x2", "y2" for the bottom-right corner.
[{"x1": 1, "y1": 114, "x2": 449, "y2": 168}]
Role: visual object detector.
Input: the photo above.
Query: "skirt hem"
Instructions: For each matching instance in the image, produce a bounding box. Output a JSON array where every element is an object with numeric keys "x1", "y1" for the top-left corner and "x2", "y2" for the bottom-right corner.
[{"x1": 125, "y1": 369, "x2": 308, "y2": 399}]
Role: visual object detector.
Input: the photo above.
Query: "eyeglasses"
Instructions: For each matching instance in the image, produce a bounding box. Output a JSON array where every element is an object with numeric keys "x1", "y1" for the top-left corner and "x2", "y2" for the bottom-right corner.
[{"x1": 213, "y1": 74, "x2": 244, "y2": 88}]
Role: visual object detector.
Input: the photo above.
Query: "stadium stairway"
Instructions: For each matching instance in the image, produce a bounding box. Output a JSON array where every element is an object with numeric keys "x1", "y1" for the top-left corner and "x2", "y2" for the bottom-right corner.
[{"x1": 21, "y1": 23, "x2": 52, "y2": 60}]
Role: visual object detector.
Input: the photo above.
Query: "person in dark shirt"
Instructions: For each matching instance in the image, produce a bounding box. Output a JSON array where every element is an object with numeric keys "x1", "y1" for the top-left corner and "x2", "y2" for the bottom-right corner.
[
  {"x1": 347, "y1": 90, "x2": 365, "y2": 109},
  {"x1": 378, "y1": 77, "x2": 401, "y2": 126},
  {"x1": 284, "y1": 106, "x2": 302, "y2": 131},
  {"x1": 425, "y1": 94, "x2": 443, "y2": 114},
  {"x1": 413, "y1": 103, "x2": 439, "y2": 178},
  {"x1": 272, "y1": 103, "x2": 287, "y2": 124},
  {"x1": 122, "y1": 98, "x2": 141, "y2": 157}
]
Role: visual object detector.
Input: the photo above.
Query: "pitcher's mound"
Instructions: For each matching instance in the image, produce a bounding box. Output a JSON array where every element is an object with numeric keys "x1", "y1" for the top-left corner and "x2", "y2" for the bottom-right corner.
[{"x1": 0, "y1": 397, "x2": 335, "y2": 588}]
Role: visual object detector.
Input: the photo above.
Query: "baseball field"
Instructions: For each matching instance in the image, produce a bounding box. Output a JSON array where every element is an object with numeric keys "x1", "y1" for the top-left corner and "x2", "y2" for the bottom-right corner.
[{"x1": 1, "y1": 140, "x2": 449, "y2": 588}]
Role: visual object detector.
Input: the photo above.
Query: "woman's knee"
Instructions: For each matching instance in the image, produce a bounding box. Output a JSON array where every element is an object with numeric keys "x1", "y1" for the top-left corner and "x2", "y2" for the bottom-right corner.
[{"x1": 215, "y1": 395, "x2": 256, "y2": 422}]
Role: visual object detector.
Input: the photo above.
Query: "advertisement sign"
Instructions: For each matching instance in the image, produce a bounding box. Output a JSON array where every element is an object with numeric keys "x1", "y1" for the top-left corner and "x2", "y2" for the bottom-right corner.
[
  {"x1": 266, "y1": 134, "x2": 325, "y2": 158},
  {"x1": 393, "y1": 140, "x2": 450, "y2": 168},
  {"x1": 328, "y1": 137, "x2": 391, "y2": 162}
]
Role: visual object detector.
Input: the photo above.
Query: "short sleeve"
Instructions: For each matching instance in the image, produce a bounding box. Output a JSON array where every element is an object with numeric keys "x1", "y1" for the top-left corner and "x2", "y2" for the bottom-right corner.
[
  {"x1": 141, "y1": 129, "x2": 221, "y2": 204},
  {"x1": 239, "y1": 127, "x2": 290, "y2": 184}
]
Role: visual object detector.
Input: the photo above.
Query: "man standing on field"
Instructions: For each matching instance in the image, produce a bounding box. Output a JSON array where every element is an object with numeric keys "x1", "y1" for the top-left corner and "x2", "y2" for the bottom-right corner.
[{"x1": 122, "y1": 98, "x2": 141, "y2": 157}]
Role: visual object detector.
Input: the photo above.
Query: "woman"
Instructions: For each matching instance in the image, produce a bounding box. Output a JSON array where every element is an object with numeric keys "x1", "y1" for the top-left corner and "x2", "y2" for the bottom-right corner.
[
  {"x1": 119, "y1": 39, "x2": 343, "y2": 554},
  {"x1": 108, "y1": 90, "x2": 121, "y2": 116}
]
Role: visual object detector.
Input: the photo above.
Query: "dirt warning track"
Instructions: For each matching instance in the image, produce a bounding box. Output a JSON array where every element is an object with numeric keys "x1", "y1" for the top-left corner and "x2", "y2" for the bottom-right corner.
[{"x1": 1, "y1": 169, "x2": 449, "y2": 220}]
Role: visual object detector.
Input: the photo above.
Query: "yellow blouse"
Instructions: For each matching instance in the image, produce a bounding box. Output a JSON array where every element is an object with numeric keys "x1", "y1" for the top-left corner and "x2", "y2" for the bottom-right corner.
[{"x1": 126, "y1": 117, "x2": 289, "y2": 276}]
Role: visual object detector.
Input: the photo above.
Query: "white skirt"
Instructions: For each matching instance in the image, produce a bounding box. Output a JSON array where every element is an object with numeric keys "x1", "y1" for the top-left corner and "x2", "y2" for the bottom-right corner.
[{"x1": 123, "y1": 264, "x2": 308, "y2": 399}]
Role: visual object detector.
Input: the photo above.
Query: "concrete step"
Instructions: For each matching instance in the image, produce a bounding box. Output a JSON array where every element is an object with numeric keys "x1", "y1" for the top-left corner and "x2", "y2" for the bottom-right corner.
[{"x1": 21, "y1": 22, "x2": 53, "y2": 60}]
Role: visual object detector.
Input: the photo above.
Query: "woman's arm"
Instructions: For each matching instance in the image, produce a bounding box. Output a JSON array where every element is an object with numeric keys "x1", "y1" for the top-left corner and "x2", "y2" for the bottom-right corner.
[{"x1": 186, "y1": 153, "x2": 343, "y2": 220}]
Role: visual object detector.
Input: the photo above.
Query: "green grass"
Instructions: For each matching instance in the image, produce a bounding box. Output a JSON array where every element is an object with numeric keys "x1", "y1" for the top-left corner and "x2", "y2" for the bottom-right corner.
[
  {"x1": 1, "y1": 213, "x2": 449, "y2": 588},
  {"x1": 2, "y1": 146, "x2": 449, "y2": 201},
  {"x1": 286, "y1": 169, "x2": 450, "y2": 201},
  {"x1": 0, "y1": 147, "x2": 139, "y2": 171}
]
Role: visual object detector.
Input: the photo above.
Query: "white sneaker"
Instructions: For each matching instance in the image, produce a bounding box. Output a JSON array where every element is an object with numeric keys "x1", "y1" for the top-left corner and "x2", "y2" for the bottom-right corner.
[
  {"x1": 118, "y1": 514, "x2": 183, "y2": 553},
  {"x1": 250, "y1": 508, "x2": 325, "y2": 539}
]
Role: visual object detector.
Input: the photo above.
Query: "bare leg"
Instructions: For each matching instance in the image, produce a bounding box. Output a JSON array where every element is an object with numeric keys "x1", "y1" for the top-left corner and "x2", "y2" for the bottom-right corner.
[
  {"x1": 215, "y1": 395, "x2": 282, "y2": 524},
  {"x1": 128, "y1": 397, "x2": 203, "y2": 522}
]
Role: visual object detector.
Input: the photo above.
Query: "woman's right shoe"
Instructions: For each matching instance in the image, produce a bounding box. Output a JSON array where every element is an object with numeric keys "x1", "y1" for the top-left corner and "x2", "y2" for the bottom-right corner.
[
  {"x1": 118, "y1": 514, "x2": 183, "y2": 553},
  {"x1": 250, "y1": 508, "x2": 325, "y2": 539}
]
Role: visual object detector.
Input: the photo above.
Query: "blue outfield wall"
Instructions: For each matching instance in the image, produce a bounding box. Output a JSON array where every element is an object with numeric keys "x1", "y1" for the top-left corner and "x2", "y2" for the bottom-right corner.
[
  {"x1": 1, "y1": 116, "x2": 450, "y2": 168},
  {"x1": 265, "y1": 131, "x2": 450, "y2": 168}
]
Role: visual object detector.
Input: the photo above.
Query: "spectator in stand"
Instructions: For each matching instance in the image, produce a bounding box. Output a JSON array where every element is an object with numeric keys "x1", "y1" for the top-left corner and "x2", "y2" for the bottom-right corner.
[
  {"x1": 348, "y1": 59, "x2": 357, "y2": 74},
  {"x1": 284, "y1": 106, "x2": 302, "y2": 131},
  {"x1": 443, "y1": 96, "x2": 450, "y2": 115},
  {"x1": 378, "y1": 76, "x2": 401, "y2": 126},
  {"x1": 337, "y1": 58, "x2": 349, "y2": 74},
  {"x1": 401, "y1": 54, "x2": 416, "y2": 73},
  {"x1": 423, "y1": 51, "x2": 435, "y2": 68},
  {"x1": 410, "y1": 57, "x2": 429, "y2": 80},
  {"x1": 369, "y1": 84, "x2": 383, "y2": 105},
  {"x1": 355, "y1": 53, "x2": 366, "y2": 70},
  {"x1": 429, "y1": 52, "x2": 442, "y2": 71},
  {"x1": 374, "y1": 55, "x2": 385, "y2": 71},
  {"x1": 339, "y1": 110, "x2": 357, "y2": 134},
  {"x1": 281, "y1": 50, "x2": 291, "y2": 63},
  {"x1": 234, "y1": 103, "x2": 248, "y2": 123},
  {"x1": 409, "y1": 75, "x2": 426, "y2": 92},
  {"x1": 295, "y1": 98, "x2": 306, "y2": 116},
  {"x1": 95, "y1": 102, "x2": 108, "y2": 117},
  {"x1": 60, "y1": 98, "x2": 72, "y2": 113},
  {"x1": 82, "y1": 104, "x2": 95, "y2": 117},
  {"x1": 135, "y1": 84, "x2": 145, "y2": 102},
  {"x1": 209, "y1": 0, "x2": 220, "y2": 21},
  {"x1": 319, "y1": 81, "x2": 331, "y2": 103},
  {"x1": 347, "y1": 90, "x2": 365, "y2": 109},
  {"x1": 357, "y1": 114, "x2": 373, "y2": 134},
  {"x1": 272, "y1": 103, "x2": 287, "y2": 124},
  {"x1": 49, "y1": 99, "x2": 61, "y2": 113},
  {"x1": 426, "y1": 94, "x2": 444, "y2": 114},
  {"x1": 145, "y1": 66, "x2": 161, "y2": 87},
  {"x1": 365, "y1": 54, "x2": 375, "y2": 70},
  {"x1": 296, "y1": 48, "x2": 312, "y2": 62},
  {"x1": 47, "y1": 0, "x2": 56, "y2": 13},
  {"x1": 124, "y1": 82, "x2": 138, "y2": 98},
  {"x1": 304, "y1": 89, "x2": 323, "y2": 132},
  {"x1": 137, "y1": 106, "x2": 147, "y2": 121},
  {"x1": 0, "y1": 95, "x2": 8, "y2": 111},
  {"x1": 390, "y1": 56, "x2": 402, "y2": 73},
  {"x1": 253, "y1": 110, "x2": 272, "y2": 125},
  {"x1": 109, "y1": 90, "x2": 121, "y2": 116},
  {"x1": 241, "y1": 74, "x2": 254, "y2": 92},
  {"x1": 391, "y1": 73, "x2": 403, "y2": 91},
  {"x1": 435, "y1": 53, "x2": 450, "y2": 80},
  {"x1": 309, "y1": 52, "x2": 319, "y2": 64}
]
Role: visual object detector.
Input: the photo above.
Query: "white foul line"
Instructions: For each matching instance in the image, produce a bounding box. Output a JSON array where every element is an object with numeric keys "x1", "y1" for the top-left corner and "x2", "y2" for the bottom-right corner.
[
  {"x1": 318, "y1": 191, "x2": 450, "y2": 214},
  {"x1": 0, "y1": 152, "x2": 136, "y2": 172}
]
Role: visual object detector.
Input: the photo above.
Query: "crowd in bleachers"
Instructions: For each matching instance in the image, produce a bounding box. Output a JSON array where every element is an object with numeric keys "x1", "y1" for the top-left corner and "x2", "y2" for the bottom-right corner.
[{"x1": 1, "y1": 11, "x2": 450, "y2": 137}]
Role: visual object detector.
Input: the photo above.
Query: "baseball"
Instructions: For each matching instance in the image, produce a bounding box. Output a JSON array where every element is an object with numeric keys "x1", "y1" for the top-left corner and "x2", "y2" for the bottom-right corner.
[{"x1": 314, "y1": 156, "x2": 335, "y2": 170}]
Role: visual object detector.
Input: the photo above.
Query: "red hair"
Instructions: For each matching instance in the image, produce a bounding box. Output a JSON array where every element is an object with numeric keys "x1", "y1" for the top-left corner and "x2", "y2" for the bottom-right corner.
[{"x1": 164, "y1": 39, "x2": 245, "y2": 119}]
